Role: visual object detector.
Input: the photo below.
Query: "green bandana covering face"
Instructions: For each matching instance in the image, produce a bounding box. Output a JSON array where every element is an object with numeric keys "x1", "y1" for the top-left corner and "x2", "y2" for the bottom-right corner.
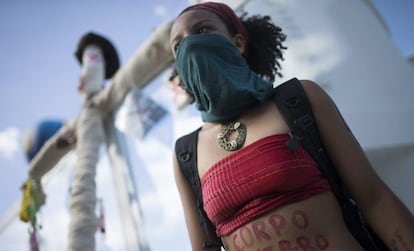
[{"x1": 175, "y1": 33, "x2": 274, "y2": 123}]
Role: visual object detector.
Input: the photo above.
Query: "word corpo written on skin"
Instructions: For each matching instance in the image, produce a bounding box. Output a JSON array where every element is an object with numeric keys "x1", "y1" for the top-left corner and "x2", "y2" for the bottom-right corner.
[{"x1": 232, "y1": 210, "x2": 329, "y2": 251}]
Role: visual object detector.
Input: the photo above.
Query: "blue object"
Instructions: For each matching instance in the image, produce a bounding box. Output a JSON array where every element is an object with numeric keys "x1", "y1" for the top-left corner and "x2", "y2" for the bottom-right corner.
[{"x1": 25, "y1": 120, "x2": 64, "y2": 161}]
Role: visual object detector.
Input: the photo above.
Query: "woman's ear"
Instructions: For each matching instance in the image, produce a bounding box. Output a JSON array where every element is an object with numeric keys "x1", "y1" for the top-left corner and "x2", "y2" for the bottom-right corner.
[{"x1": 232, "y1": 33, "x2": 246, "y2": 55}]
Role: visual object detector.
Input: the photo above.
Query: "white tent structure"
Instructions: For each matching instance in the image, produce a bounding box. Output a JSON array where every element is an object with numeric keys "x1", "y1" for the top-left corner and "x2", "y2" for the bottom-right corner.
[
  {"x1": 0, "y1": 0, "x2": 413, "y2": 250},
  {"x1": 230, "y1": 0, "x2": 414, "y2": 211}
]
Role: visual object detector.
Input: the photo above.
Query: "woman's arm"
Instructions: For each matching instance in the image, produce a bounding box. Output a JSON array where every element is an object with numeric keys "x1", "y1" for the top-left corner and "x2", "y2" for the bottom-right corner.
[
  {"x1": 302, "y1": 80, "x2": 414, "y2": 250},
  {"x1": 172, "y1": 153, "x2": 221, "y2": 251}
]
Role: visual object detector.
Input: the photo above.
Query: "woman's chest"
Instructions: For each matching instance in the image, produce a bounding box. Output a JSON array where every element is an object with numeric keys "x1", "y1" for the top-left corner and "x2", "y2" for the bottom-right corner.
[
  {"x1": 200, "y1": 137, "x2": 328, "y2": 230},
  {"x1": 196, "y1": 102, "x2": 290, "y2": 178}
]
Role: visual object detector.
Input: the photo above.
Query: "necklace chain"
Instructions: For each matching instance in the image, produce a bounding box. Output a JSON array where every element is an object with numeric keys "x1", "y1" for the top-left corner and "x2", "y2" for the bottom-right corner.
[{"x1": 217, "y1": 121, "x2": 247, "y2": 151}]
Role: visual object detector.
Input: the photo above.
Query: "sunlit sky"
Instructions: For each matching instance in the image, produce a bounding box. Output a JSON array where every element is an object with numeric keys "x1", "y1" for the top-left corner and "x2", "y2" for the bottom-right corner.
[{"x1": 0, "y1": 0, "x2": 413, "y2": 250}]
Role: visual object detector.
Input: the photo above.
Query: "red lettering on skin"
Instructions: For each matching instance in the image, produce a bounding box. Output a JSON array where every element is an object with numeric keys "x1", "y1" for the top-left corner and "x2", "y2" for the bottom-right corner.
[
  {"x1": 315, "y1": 234, "x2": 329, "y2": 249},
  {"x1": 297, "y1": 236, "x2": 315, "y2": 251},
  {"x1": 252, "y1": 221, "x2": 271, "y2": 241},
  {"x1": 279, "y1": 240, "x2": 297, "y2": 251},
  {"x1": 240, "y1": 226, "x2": 254, "y2": 247},
  {"x1": 232, "y1": 233, "x2": 245, "y2": 251},
  {"x1": 268, "y1": 214, "x2": 287, "y2": 236},
  {"x1": 257, "y1": 246, "x2": 274, "y2": 251},
  {"x1": 291, "y1": 210, "x2": 308, "y2": 229}
]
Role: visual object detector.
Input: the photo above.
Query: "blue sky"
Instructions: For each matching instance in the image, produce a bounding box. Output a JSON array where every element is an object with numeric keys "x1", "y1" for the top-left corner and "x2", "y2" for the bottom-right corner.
[
  {"x1": 371, "y1": 0, "x2": 414, "y2": 57},
  {"x1": 0, "y1": 0, "x2": 413, "y2": 250}
]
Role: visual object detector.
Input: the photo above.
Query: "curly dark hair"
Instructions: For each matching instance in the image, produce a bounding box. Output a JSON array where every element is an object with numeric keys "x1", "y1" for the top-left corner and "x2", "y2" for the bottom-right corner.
[{"x1": 240, "y1": 14, "x2": 287, "y2": 82}]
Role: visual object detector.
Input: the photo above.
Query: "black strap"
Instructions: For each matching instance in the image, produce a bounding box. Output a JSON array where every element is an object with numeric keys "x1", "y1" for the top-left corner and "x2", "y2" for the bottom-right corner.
[
  {"x1": 273, "y1": 78, "x2": 347, "y2": 201},
  {"x1": 175, "y1": 128, "x2": 222, "y2": 249},
  {"x1": 273, "y1": 78, "x2": 387, "y2": 251}
]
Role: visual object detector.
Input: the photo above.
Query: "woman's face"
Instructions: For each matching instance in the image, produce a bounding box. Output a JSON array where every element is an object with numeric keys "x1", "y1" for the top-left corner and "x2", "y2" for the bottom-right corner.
[{"x1": 170, "y1": 9, "x2": 244, "y2": 58}]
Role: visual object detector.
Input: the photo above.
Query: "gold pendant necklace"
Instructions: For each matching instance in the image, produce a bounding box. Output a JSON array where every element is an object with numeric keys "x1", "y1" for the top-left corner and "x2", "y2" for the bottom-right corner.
[{"x1": 217, "y1": 121, "x2": 247, "y2": 151}]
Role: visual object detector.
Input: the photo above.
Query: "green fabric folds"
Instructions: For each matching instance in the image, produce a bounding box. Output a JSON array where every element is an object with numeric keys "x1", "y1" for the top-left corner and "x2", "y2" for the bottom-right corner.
[{"x1": 176, "y1": 33, "x2": 274, "y2": 123}]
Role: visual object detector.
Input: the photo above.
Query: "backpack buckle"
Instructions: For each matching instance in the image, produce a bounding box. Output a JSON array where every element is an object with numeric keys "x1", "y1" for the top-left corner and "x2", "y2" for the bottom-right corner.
[
  {"x1": 286, "y1": 115, "x2": 314, "y2": 151},
  {"x1": 286, "y1": 132, "x2": 301, "y2": 151},
  {"x1": 178, "y1": 151, "x2": 191, "y2": 162},
  {"x1": 293, "y1": 114, "x2": 314, "y2": 130}
]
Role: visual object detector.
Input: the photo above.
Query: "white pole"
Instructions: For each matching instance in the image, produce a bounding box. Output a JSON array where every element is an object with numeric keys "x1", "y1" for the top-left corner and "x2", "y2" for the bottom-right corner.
[
  {"x1": 67, "y1": 20, "x2": 173, "y2": 251},
  {"x1": 67, "y1": 107, "x2": 104, "y2": 251},
  {"x1": 104, "y1": 116, "x2": 150, "y2": 251}
]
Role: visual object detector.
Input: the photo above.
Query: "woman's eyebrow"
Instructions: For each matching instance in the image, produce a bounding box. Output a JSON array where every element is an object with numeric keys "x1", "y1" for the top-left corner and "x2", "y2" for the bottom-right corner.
[
  {"x1": 171, "y1": 19, "x2": 211, "y2": 46},
  {"x1": 192, "y1": 19, "x2": 212, "y2": 29}
]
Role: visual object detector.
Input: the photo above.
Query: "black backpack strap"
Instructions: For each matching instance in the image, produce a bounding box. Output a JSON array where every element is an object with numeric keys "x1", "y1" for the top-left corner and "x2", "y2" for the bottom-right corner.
[
  {"x1": 174, "y1": 128, "x2": 222, "y2": 249},
  {"x1": 273, "y1": 78, "x2": 387, "y2": 251},
  {"x1": 273, "y1": 78, "x2": 346, "y2": 199}
]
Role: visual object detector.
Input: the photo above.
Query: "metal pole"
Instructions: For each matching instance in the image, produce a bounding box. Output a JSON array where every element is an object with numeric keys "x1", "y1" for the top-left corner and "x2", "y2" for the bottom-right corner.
[{"x1": 103, "y1": 115, "x2": 150, "y2": 251}]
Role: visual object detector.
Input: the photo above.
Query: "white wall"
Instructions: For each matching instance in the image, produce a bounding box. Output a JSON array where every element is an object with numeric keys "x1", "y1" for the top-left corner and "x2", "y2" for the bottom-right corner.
[{"x1": 242, "y1": 0, "x2": 414, "y2": 147}]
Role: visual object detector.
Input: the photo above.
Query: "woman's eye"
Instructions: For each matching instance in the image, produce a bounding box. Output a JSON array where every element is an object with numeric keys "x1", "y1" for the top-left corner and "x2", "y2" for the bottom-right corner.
[
  {"x1": 174, "y1": 42, "x2": 180, "y2": 53},
  {"x1": 198, "y1": 27, "x2": 209, "y2": 34}
]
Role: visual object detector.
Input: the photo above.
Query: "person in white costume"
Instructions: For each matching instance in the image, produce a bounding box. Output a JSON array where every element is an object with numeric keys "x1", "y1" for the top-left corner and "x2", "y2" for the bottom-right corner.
[{"x1": 67, "y1": 32, "x2": 121, "y2": 251}]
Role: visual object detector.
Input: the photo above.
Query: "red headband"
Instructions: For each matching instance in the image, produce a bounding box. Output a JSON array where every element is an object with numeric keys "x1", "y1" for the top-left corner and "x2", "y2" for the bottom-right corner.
[{"x1": 179, "y1": 2, "x2": 248, "y2": 45}]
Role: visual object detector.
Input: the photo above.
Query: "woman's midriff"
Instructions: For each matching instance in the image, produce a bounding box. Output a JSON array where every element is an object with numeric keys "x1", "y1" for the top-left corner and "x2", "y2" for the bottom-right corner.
[{"x1": 221, "y1": 192, "x2": 364, "y2": 251}]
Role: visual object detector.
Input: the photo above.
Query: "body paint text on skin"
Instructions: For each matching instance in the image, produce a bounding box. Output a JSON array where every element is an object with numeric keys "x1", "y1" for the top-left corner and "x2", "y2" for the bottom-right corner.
[{"x1": 232, "y1": 210, "x2": 329, "y2": 251}]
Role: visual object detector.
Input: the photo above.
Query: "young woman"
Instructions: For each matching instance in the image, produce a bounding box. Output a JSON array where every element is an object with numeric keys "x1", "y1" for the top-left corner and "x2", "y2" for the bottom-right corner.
[{"x1": 169, "y1": 2, "x2": 414, "y2": 250}]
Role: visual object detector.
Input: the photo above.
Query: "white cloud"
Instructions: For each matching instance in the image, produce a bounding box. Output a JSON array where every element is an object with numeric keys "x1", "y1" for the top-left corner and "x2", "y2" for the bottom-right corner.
[
  {"x1": 153, "y1": 4, "x2": 168, "y2": 18},
  {"x1": 0, "y1": 127, "x2": 21, "y2": 159}
]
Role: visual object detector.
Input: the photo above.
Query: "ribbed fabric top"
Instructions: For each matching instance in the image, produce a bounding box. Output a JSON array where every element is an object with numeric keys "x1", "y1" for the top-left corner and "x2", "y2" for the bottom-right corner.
[{"x1": 201, "y1": 134, "x2": 331, "y2": 236}]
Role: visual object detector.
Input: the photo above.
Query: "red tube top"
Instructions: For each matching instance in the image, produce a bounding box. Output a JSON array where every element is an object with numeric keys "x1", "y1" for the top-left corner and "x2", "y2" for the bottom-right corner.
[{"x1": 201, "y1": 134, "x2": 331, "y2": 236}]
